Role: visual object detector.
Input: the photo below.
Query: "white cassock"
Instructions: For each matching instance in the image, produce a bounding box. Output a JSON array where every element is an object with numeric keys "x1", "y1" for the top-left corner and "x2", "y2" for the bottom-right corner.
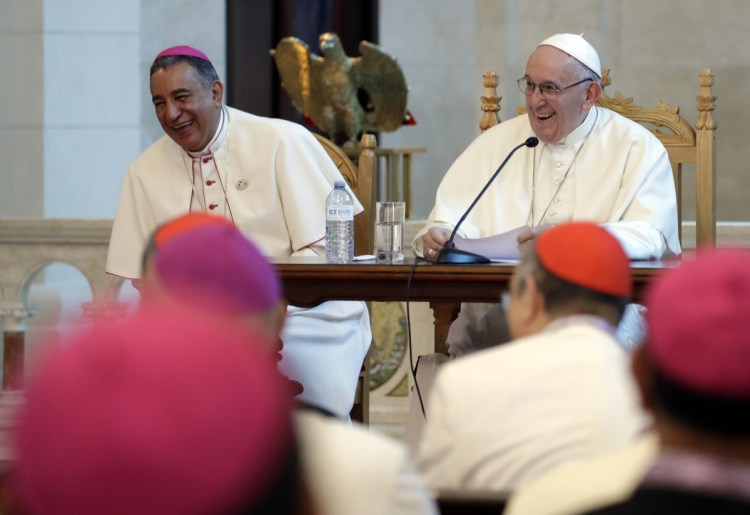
[
  {"x1": 505, "y1": 433, "x2": 659, "y2": 515},
  {"x1": 414, "y1": 106, "x2": 681, "y2": 258},
  {"x1": 296, "y1": 410, "x2": 439, "y2": 515},
  {"x1": 107, "y1": 106, "x2": 371, "y2": 419},
  {"x1": 413, "y1": 107, "x2": 681, "y2": 355},
  {"x1": 416, "y1": 316, "x2": 651, "y2": 493}
]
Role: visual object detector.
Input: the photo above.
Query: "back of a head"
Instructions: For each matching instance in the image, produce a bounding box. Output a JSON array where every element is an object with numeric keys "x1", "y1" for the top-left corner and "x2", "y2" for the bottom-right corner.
[
  {"x1": 14, "y1": 308, "x2": 297, "y2": 515},
  {"x1": 152, "y1": 222, "x2": 282, "y2": 317},
  {"x1": 645, "y1": 249, "x2": 750, "y2": 436},
  {"x1": 140, "y1": 212, "x2": 235, "y2": 278},
  {"x1": 530, "y1": 222, "x2": 631, "y2": 320}
]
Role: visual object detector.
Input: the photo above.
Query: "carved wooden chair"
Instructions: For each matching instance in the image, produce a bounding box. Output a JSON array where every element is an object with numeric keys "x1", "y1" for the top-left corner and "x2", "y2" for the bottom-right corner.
[
  {"x1": 312, "y1": 132, "x2": 378, "y2": 424},
  {"x1": 480, "y1": 68, "x2": 717, "y2": 248}
]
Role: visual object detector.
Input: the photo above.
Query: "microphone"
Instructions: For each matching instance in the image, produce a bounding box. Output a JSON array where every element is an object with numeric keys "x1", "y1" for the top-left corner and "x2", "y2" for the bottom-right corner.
[{"x1": 434, "y1": 136, "x2": 539, "y2": 264}]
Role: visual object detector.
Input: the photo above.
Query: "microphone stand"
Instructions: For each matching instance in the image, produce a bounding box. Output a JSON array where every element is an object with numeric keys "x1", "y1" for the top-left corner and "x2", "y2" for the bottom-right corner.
[{"x1": 434, "y1": 137, "x2": 539, "y2": 264}]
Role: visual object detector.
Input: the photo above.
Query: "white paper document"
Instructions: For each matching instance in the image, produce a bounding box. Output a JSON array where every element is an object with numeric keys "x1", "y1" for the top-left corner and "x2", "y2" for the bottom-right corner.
[{"x1": 453, "y1": 226, "x2": 527, "y2": 262}]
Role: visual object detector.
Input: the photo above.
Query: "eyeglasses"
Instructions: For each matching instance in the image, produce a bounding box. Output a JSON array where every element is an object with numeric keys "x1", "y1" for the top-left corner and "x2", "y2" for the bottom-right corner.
[{"x1": 517, "y1": 77, "x2": 594, "y2": 98}]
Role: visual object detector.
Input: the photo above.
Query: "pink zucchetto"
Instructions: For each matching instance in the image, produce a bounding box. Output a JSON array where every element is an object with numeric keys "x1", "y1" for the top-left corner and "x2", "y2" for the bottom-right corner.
[
  {"x1": 538, "y1": 33, "x2": 602, "y2": 78},
  {"x1": 154, "y1": 223, "x2": 283, "y2": 315},
  {"x1": 646, "y1": 249, "x2": 750, "y2": 399},
  {"x1": 154, "y1": 45, "x2": 212, "y2": 64},
  {"x1": 13, "y1": 308, "x2": 295, "y2": 515}
]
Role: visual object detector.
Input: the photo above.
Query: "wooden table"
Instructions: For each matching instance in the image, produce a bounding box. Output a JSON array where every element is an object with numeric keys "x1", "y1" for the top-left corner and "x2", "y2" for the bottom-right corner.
[{"x1": 271, "y1": 257, "x2": 676, "y2": 354}]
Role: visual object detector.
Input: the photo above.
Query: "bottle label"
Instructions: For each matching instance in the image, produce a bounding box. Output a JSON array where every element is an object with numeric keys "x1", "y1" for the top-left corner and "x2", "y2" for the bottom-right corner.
[{"x1": 327, "y1": 206, "x2": 354, "y2": 221}]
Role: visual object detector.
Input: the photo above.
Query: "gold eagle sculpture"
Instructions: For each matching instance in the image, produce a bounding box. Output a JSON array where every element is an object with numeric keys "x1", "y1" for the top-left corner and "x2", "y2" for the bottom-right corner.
[{"x1": 271, "y1": 32, "x2": 410, "y2": 147}]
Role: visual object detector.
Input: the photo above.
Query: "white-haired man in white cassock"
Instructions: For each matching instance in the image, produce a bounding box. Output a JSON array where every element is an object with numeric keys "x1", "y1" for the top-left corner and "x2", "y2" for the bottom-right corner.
[{"x1": 414, "y1": 33, "x2": 680, "y2": 357}]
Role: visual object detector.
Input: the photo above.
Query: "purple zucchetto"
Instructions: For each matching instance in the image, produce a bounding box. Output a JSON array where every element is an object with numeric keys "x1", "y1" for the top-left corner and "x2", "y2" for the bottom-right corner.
[
  {"x1": 154, "y1": 45, "x2": 212, "y2": 64},
  {"x1": 155, "y1": 223, "x2": 282, "y2": 315}
]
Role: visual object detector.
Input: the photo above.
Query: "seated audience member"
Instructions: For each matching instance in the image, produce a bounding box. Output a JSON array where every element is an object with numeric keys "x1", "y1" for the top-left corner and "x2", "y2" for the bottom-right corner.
[
  {"x1": 12, "y1": 309, "x2": 304, "y2": 515},
  {"x1": 507, "y1": 249, "x2": 750, "y2": 514},
  {"x1": 416, "y1": 222, "x2": 650, "y2": 493},
  {"x1": 415, "y1": 33, "x2": 680, "y2": 356},
  {"x1": 141, "y1": 214, "x2": 287, "y2": 348},
  {"x1": 296, "y1": 409, "x2": 438, "y2": 515},
  {"x1": 504, "y1": 434, "x2": 658, "y2": 515},
  {"x1": 138, "y1": 211, "x2": 234, "y2": 288},
  {"x1": 140, "y1": 218, "x2": 439, "y2": 515},
  {"x1": 584, "y1": 249, "x2": 750, "y2": 514}
]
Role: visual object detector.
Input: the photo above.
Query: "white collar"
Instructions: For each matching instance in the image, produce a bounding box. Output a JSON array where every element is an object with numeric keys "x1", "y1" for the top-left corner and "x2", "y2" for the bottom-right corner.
[
  {"x1": 543, "y1": 314, "x2": 617, "y2": 337},
  {"x1": 551, "y1": 107, "x2": 598, "y2": 147}
]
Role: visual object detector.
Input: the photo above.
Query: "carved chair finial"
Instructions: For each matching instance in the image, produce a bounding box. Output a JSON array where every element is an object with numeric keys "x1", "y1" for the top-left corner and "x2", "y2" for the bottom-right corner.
[
  {"x1": 696, "y1": 68, "x2": 717, "y2": 131},
  {"x1": 480, "y1": 69, "x2": 502, "y2": 132}
]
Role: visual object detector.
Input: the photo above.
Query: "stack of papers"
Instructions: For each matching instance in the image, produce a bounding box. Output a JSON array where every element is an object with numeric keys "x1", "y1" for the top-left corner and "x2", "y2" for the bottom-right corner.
[{"x1": 453, "y1": 226, "x2": 527, "y2": 263}]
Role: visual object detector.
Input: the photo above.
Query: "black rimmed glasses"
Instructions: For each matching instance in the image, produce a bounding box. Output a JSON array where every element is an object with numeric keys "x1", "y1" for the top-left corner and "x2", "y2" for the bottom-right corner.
[{"x1": 517, "y1": 77, "x2": 594, "y2": 99}]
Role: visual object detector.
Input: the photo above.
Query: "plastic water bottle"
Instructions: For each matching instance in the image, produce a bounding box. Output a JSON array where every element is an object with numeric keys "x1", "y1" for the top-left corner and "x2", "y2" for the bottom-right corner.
[{"x1": 325, "y1": 180, "x2": 354, "y2": 263}]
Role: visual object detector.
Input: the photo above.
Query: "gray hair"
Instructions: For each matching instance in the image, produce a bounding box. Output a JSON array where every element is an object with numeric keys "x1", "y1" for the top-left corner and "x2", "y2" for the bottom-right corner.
[
  {"x1": 150, "y1": 55, "x2": 219, "y2": 89},
  {"x1": 567, "y1": 54, "x2": 601, "y2": 83},
  {"x1": 515, "y1": 244, "x2": 627, "y2": 324}
]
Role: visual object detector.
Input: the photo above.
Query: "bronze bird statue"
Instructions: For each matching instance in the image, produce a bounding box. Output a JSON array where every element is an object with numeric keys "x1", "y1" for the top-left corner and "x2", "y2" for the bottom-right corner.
[{"x1": 271, "y1": 32, "x2": 410, "y2": 148}]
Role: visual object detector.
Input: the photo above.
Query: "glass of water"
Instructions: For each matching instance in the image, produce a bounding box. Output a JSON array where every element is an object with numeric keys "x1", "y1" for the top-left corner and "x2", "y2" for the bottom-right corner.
[{"x1": 376, "y1": 201, "x2": 405, "y2": 262}]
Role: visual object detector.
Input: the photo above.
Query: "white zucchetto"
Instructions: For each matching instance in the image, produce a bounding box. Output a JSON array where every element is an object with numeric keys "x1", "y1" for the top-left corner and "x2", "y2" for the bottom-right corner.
[{"x1": 538, "y1": 33, "x2": 602, "y2": 78}]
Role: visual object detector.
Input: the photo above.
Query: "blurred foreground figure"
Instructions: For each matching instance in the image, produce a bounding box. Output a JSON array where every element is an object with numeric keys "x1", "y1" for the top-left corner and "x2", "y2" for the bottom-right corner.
[
  {"x1": 142, "y1": 214, "x2": 288, "y2": 351},
  {"x1": 417, "y1": 222, "x2": 649, "y2": 492},
  {"x1": 13, "y1": 308, "x2": 302, "y2": 515},
  {"x1": 508, "y1": 249, "x2": 750, "y2": 515},
  {"x1": 139, "y1": 216, "x2": 439, "y2": 515},
  {"x1": 587, "y1": 249, "x2": 750, "y2": 514}
]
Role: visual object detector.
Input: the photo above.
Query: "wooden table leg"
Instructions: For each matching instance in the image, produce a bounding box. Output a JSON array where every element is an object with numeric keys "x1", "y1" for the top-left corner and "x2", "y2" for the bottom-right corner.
[
  {"x1": 429, "y1": 301, "x2": 461, "y2": 355},
  {"x1": 2, "y1": 332, "x2": 23, "y2": 391}
]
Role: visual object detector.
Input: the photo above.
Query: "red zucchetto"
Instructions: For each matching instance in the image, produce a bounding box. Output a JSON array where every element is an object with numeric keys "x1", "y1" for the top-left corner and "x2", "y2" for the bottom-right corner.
[{"x1": 535, "y1": 221, "x2": 631, "y2": 297}]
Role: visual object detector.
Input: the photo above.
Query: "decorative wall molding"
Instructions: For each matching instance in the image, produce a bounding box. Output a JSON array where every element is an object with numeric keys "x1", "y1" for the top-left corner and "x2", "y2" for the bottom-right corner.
[{"x1": 0, "y1": 219, "x2": 121, "y2": 310}]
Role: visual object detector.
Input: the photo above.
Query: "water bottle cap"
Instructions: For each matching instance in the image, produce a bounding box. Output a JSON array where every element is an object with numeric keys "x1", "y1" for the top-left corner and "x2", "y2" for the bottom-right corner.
[{"x1": 334, "y1": 180, "x2": 346, "y2": 188}]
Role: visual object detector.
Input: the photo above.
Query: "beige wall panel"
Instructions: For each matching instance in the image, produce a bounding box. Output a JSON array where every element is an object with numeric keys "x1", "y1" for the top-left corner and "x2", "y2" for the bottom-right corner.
[{"x1": 381, "y1": 0, "x2": 747, "y2": 221}]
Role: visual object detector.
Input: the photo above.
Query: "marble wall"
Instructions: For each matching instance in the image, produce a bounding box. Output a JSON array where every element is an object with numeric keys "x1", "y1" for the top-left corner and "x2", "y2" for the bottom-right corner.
[
  {"x1": 0, "y1": 0, "x2": 141, "y2": 218},
  {"x1": 0, "y1": 0, "x2": 45, "y2": 216},
  {"x1": 0, "y1": 0, "x2": 224, "y2": 219}
]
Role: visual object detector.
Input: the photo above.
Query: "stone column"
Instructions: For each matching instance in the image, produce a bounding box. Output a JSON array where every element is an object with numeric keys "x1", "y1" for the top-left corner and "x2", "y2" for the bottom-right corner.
[
  {"x1": 0, "y1": 303, "x2": 32, "y2": 391},
  {"x1": 0, "y1": 302, "x2": 33, "y2": 463}
]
